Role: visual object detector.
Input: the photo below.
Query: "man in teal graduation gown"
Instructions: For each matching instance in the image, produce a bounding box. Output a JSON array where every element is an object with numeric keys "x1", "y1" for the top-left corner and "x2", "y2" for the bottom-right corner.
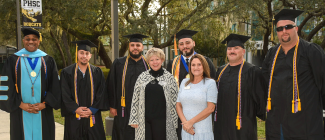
[{"x1": 0, "y1": 28, "x2": 61, "y2": 140}]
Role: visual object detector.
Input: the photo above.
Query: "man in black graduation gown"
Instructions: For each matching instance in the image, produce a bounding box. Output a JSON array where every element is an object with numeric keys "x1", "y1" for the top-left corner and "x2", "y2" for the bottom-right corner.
[
  {"x1": 107, "y1": 34, "x2": 150, "y2": 140},
  {"x1": 0, "y1": 28, "x2": 61, "y2": 140},
  {"x1": 166, "y1": 29, "x2": 216, "y2": 140},
  {"x1": 262, "y1": 9, "x2": 325, "y2": 140},
  {"x1": 213, "y1": 34, "x2": 267, "y2": 140},
  {"x1": 61, "y1": 40, "x2": 108, "y2": 140}
]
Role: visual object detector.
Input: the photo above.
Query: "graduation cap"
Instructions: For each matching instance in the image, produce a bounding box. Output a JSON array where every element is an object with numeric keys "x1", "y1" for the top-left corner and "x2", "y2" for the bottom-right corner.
[
  {"x1": 123, "y1": 34, "x2": 148, "y2": 43},
  {"x1": 272, "y1": 9, "x2": 304, "y2": 24},
  {"x1": 22, "y1": 28, "x2": 42, "y2": 42},
  {"x1": 221, "y1": 34, "x2": 251, "y2": 48},
  {"x1": 175, "y1": 29, "x2": 198, "y2": 40},
  {"x1": 172, "y1": 29, "x2": 198, "y2": 55},
  {"x1": 72, "y1": 40, "x2": 98, "y2": 52},
  {"x1": 72, "y1": 40, "x2": 98, "y2": 63}
]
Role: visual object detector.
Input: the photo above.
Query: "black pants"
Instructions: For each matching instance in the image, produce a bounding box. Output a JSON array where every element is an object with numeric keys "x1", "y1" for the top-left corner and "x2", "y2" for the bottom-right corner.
[
  {"x1": 145, "y1": 117, "x2": 166, "y2": 140},
  {"x1": 111, "y1": 116, "x2": 135, "y2": 140}
]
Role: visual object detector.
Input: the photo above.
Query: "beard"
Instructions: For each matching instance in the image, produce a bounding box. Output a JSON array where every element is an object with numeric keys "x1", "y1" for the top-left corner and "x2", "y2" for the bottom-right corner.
[
  {"x1": 182, "y1": 47, "x2": 194, "y2": 57},
  {"x1": 130, "y1": 50, "x2": 143, "y2": 59},
  {"x1": 80, "y1": 61, "x2": 88, "y2": 65},
  {"x1": 281, "y1": 35, "x2": 291, "y2": 43}
]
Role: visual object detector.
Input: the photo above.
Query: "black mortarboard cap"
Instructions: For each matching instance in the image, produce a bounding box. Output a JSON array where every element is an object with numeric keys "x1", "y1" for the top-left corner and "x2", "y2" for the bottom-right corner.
[
  {"x1": 72, "y1": 40, "x2": 98, "y2": 52},
  {"x1": 123, "y1": 34, "x2": 148, "y2": 43},
  {"x1": 175, "y1": 29, "x2": 198, "y2": 40},
  {"x1": 272, "y1": 9, "x2": 304, "y2": 24},
  {"x1": 22, "y1": 28, "x2": 40, "y2": 38},
  {"x1": 221, "y1": 34, "x2": 250, "y2": 48}
]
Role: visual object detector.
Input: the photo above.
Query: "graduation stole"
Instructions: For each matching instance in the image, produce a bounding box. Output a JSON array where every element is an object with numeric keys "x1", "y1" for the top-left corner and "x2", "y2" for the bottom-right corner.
[
  {"x1": 215, "y1": 59, "x2": 245, "y2": 130},
  {"x1": 15, "y1": 57, "x2": 47, "y2": 94},
  {"x1": 267, "y1": 37, "x2": 301, "y2": 113},
  {"x1": 74, "y1": 63, "x2": 95, "y2": 127},
  {"x1": 171, "y1": 52, "x2": 197, "y2": 87},
  {"x1": 121, "y1": 55, "x2": 149, "y2": 117}
]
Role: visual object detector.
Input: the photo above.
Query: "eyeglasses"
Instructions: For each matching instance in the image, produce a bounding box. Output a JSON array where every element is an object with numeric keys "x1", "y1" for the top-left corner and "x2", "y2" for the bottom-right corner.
[{"x1": 276, "y1": 25, "x2": 296, "y2": 32}]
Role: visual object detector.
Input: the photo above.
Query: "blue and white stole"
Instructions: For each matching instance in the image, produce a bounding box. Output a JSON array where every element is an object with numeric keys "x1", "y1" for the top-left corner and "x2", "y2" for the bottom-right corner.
[
  {"x1": 15, "y1": 49, "x2": 47, "y2": 140},
  {"x1": 180, "y1": 52, "x2": 197, "y2": 73}
]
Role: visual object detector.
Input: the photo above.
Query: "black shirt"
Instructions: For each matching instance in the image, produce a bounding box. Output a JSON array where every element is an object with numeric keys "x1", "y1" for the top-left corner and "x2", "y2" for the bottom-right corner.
[{"x1": 145, "y1": 67, "x2": 166, "y2": 119}]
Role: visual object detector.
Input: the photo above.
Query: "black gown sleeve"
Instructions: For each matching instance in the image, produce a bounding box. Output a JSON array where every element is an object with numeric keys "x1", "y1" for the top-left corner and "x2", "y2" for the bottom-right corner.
[
  {"x1": 91, "y1": 67, "x2": 109, "y2": 110},
  {"x1": 44, "y1": 56, "x2": 61, "y2": 109},
  {"x1": 262, "y1": 46, "x2": 276, "y2": 85},
  {"x1": 166, "y1": 60, "x2": 173, "y2": 73},
  {"x1": 205, "y1": 57, "x2": 216, "y2": 79},
  {"x1": 215, "y1": 67, "x2": 222, "y2": 83},
  {"x1": 107, "y1": 58, "x2": 119, "y2": 109},
  {"x1": 60, "y1": 69, "x2": 79, "y2": 116},
  {"x1": 105, "y1": 69, "x2": 111, "y2": 108},
  {"x1": 251, "y1": 67, "x2": 267, "y2": 120},
  {"x1": 306, "y1": 43, "x2": 325, "y2": 109},
  {"x1": 0, "y1": 56, "x2": 22, "y2": 113}
]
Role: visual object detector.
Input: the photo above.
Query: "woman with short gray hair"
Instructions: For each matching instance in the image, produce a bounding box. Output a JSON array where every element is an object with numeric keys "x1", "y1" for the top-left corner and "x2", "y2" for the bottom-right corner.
[{"x1": 129, "y1": 48, "x2": 178, "y2": 140}]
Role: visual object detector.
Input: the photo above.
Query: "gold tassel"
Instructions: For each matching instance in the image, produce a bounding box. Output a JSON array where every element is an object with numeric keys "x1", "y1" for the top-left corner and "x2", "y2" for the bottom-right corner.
[
  {"x1": 76, "y1": 113, "x2": 80, "y2": 119},
  {"x1": 75, "y1": 44, "x2": 78, "y2": 63},
  {"x1": 174, "y1": 34, "x2": 178, "y2": 55},
  {"x1": 292, "y1": 100, "x2": 295, "y2": 113},
  {"x1": 271, "y1": 15, "x2": 275, "y2": 41},
  {"x1": 267, "y1": 98, "x2": 271, "y2": 110},
  {"x1": 298, "y1": 99, "x2": 301, "y2": 111},
  {"x1": 39, "y1": 33, "x2": 42, "y2": 42},
  {"x1": 121, "y1": 96, "x2": 125, "y2": 107},
  {"x1": 90, "y1": 116, "x2": 94, "y2": 127},
  {"x1": 236, "y1": 116, "x2": 240, "y2": 130},
  {"x1": 15, "y1": 84, "x2": 19, "y2": 93}
]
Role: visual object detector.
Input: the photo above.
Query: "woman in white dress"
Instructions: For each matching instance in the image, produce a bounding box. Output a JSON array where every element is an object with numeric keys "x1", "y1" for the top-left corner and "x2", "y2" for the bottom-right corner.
[{"x1": 176, "y1": 54, "x2": 218, "y2": 140}]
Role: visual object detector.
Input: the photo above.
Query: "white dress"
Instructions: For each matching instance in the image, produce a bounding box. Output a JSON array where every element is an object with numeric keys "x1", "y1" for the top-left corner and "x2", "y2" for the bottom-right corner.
[{"x1": 177, "y1": 78, "x2": 218, "y2": 140}]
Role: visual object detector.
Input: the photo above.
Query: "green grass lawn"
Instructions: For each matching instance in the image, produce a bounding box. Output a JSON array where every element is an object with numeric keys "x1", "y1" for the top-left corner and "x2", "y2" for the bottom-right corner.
[
  {"x1": 257, "y1": 118, "x2": 266, "y2": 139},
  {"x1": 54, "y1": 109, "x2": 265, "y2": 140}
]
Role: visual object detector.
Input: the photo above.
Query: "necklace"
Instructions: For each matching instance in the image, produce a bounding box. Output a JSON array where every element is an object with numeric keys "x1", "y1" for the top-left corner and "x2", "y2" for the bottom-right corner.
[{"x1": 22, "y1": 57, "x2": 42, "y2": 97}]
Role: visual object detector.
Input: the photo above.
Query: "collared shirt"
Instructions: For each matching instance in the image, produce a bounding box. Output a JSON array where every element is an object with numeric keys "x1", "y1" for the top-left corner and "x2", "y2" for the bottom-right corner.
[
  {"x1": 182, "y1": 53, "x2": 194, "y2": 63},
  {"x1": 78, "y1": 66, "x2": 85, "y2": 78}
]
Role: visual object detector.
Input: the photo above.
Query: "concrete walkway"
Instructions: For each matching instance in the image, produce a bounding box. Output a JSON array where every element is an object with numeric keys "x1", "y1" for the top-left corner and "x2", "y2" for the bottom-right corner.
[{"x1": 0, "y1": 110, "x2": 64, "y2": 140}]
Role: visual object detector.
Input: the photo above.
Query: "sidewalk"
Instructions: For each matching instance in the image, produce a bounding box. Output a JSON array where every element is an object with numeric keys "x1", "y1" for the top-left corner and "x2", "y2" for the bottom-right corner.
[{"x1": 0, "y1": 110, "x2": 64, "y2": 140}]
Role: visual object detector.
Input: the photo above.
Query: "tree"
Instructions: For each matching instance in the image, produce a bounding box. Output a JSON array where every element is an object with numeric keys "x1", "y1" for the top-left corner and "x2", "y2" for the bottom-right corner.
[
  {"x1": 235, "y1": 0, "x2": 325, "y2": 57},
  {"x1": 0, "y1": 0, "x2": 239, "y2": 68}
]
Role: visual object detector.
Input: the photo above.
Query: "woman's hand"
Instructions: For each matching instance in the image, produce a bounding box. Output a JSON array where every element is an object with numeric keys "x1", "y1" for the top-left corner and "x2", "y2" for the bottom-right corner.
[
  {"x1": 186, "y1": 127, "x2": 195, "y2": 135},
  {"x1": 130, "y1": 124, "x2": 138, "y2": 128},
  {"x1": 182, "y1": 120, "x2": 194, "y2": 132}
]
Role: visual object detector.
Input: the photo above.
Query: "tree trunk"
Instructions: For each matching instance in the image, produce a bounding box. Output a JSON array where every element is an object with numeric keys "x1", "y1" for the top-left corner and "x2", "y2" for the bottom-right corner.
[
  {"x1": 50, "y1": 30, "x2": 67, "y2": 68},
  {"x1": 306, "y1": 20, "x2": 325, "y2": 41},
  {"x1": 262, "y1": 28, "x2": 271, "y2": 59},
  {"x1": 62, "y1": 30, "x2": 72, "y2": 65},
  {"x1": 119, "y1": 40, "x2": 129, "y2": 57},
  {"x1": 321, "y1": 37, "x2": 325, "y2": 49},
  {"x1": 92, "y1": 39, "x2": 112, "y2": 68}
]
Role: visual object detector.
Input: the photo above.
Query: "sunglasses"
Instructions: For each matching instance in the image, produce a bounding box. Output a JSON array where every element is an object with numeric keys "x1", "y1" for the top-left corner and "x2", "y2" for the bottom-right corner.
[{"x1": 276, "y1": 25, "x2": 296, "y2": 32}]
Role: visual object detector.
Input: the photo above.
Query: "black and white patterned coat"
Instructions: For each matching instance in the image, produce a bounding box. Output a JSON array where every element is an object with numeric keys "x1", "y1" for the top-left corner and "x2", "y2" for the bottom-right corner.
[{"x1": 129, "y1": 68, "x2": 178, "y2": 140}]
